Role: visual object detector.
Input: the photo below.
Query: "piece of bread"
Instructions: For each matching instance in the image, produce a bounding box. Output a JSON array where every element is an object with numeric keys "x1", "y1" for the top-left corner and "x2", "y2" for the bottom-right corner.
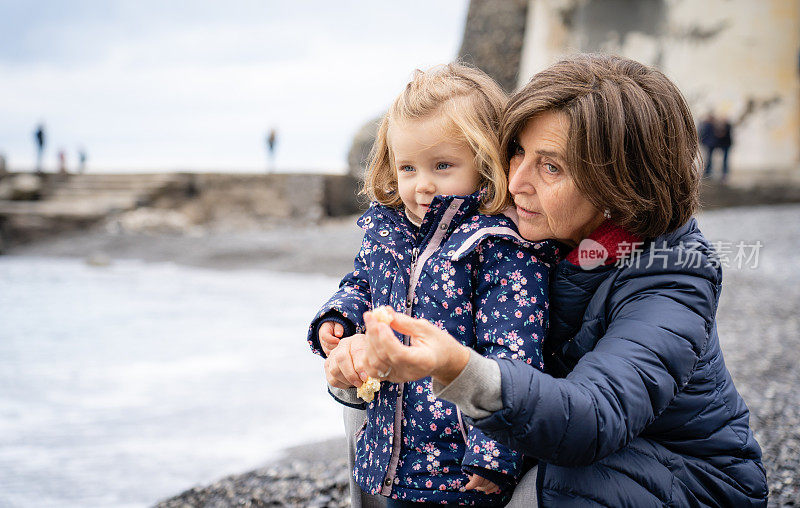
[
  {"x1": 357, "y1": 306, "x2": 395, "y2": 402},
  {"x1": 356, "y1": 376, "x2": 382, "y2": 402},
  {"x1": 372, "y1": 305, "x2": 394, "y2": 324}
]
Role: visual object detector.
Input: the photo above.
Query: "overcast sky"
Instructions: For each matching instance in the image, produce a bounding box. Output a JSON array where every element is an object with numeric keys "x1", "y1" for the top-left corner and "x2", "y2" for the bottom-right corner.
[{"x1": 0, "y1": 1, "x2": 469, "y2": 173}]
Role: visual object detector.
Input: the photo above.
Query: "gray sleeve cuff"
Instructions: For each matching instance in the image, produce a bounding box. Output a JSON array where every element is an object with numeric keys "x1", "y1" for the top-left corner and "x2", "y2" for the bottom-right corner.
[
  {"x1": 432, "y1": 349, "x2": 503, "y2": 419},
  {"x1": 328, "y1": 385, "x2": 362, "y2": 405}
]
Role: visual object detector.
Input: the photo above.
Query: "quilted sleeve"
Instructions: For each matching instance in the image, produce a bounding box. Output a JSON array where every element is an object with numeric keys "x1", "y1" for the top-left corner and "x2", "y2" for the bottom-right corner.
[
  {"x1": 469, "y1": 248, "x2": 717, "y2": 467},
  {"x1": 307, "y1": 233, "x2": 373, "y2": 357}
]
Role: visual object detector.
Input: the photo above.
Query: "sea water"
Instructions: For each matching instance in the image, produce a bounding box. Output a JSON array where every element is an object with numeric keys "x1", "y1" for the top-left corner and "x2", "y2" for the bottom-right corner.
[{"x1": 0, "y1": 256, "x2": 345, "y2": 507}]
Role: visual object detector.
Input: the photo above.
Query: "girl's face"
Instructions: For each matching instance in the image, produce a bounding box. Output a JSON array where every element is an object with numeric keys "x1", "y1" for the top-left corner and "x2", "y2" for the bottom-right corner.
[
  {"x1": 508, "y1": 110, "x2": 604, "y2": 246},
  {"x1": 389, "y1": 116, "x2": 481, "y2": 224}
]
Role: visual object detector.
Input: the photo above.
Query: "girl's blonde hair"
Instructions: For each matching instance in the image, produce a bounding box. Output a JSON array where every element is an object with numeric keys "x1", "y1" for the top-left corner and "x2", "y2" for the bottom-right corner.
[{"x1": 363, "y1": 63, "x2": 509, "y2": 214}]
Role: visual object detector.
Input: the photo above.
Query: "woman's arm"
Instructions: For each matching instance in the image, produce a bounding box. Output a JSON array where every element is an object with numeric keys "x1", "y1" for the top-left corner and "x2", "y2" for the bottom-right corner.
[
  {"x1": 468, "y1": 267, "x2": 717, "y2": 466},
  {"x1": 361, "y1": 263, "x2": 717, "y2": 467}
]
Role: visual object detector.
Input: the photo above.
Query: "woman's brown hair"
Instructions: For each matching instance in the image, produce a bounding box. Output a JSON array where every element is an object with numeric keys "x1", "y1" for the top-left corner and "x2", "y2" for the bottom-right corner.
[
  {"x1": 502, "y1": 53, "x2": 701, "y2": 238},
  {"x1": 364, "y1": 63, "x2": 509, "y2": 214}
]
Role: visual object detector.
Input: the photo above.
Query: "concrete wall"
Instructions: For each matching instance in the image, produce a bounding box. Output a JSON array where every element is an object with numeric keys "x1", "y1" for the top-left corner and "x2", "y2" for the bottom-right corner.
[
  {"x1": 458, "y1": 0, "x2": 530, "y2": 92},
  {"x1": 518, "y1": 0, "x2": 800, "y2": 173},
  {"x1": 0, "y1": 172, "x2": 365, "y2": 250},
  {"x1": 169, "y1": 173, "x2": 364, "y2": 225}
]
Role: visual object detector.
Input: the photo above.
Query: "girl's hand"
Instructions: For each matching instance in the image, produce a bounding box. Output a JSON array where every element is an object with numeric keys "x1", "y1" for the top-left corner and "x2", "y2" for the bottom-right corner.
[
  {"x1": 319, "y1": 320, "x2": 344, "y2": 356},
  {"x1": 464, "y1": 473, "x2": 501, "y2": 494},
  {"x1": 324, "y1": 334, "x2": 368, "y2": 389},
  {"x1": 358, "y1": 311, "x2": 470, "y2": 385}
]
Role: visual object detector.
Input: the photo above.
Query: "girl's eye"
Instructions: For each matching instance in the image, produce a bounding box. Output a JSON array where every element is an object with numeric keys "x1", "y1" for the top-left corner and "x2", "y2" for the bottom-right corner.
[
  {"x1": 510, "y1": 140, "x2": 524, "y2": 157},
  {"x1": 400, "y1": 165, "x2": 414, "y2": 172},
  {"x1": 436, "y1": 162, "x2": 452, "y2": 170},
  {"x1": 543, "y1": 163, "x2": 559, "y2": 174}
]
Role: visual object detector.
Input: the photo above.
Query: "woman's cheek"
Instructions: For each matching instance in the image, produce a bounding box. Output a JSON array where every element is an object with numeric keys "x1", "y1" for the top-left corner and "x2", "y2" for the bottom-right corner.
[{"x1": 543, "y1": 185, "x2": 568, "y2": 235}]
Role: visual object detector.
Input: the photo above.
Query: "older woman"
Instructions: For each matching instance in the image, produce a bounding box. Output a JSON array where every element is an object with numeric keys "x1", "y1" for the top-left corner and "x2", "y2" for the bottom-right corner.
[{"x1": 356, "y1": 54, "x2": 768, "y2": 506}]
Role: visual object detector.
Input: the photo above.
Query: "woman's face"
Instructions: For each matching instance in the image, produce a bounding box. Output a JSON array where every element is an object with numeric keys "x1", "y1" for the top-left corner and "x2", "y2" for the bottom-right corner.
[{"x1": 508, "y1": 110, "x2": 604, "y2": 246}]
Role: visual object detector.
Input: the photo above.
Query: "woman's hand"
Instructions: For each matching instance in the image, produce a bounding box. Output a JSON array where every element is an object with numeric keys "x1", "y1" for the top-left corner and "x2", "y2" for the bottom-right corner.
[
  {"x1": 358, "y1": 311, "x2": 470, "y2": 385},
  {"x1": 324, "y1": 333, "x2": 368, "y2": 389}
]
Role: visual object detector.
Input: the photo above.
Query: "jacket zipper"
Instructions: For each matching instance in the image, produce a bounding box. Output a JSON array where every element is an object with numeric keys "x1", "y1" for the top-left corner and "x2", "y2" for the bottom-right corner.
[
  {"x1": 380, "y1": 246, "x2": 418, "y2": 495},
  {"x1": 406, "y1": 247, "x2": 419, "y2": 313},
  {"x1": 379, "y1": 199, "x2": 463, "y2": 496}
]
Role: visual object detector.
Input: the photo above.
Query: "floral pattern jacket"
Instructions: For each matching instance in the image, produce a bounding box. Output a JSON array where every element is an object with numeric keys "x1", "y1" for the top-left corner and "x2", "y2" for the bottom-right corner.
[{"x1": 307, "y1": 191, "x2": 559, "y2": 505}]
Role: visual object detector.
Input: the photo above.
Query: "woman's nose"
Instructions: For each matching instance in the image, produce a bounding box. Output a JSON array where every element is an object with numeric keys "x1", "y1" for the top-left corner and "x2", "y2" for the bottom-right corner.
[{"x1": 508, "y1": 158, "x2": 534, "y2": 195}]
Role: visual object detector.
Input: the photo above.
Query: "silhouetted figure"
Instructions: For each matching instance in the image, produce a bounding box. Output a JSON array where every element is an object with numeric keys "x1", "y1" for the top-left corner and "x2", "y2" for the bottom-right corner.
[
  {"x1": 34, "y1": 124, "x2": 46, "y2": 173},
  {"x1": 0, "y1": 152, "x2": 7, "y2": 179},
  {"x1": 714, "y1": 118, "x2": 733, "y2": 182},
  {"x1": 266, "y1": 128, "x2": 277, "y2": 172},
  {"x1": 699, "y1": 113, "x2": 717, "y2": 177},
  {"x1": 58, "y1": 149, "x2": 67, "y2": 175},
  {"x1": 700, "y1": 113, "x2": 734, "y2": 182},
  {"x1": 78, "y1": 148, "x2": 87, "y2": 173}
]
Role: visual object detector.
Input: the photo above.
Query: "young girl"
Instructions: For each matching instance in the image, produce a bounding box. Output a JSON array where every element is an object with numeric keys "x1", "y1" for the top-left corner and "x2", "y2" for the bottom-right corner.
[{"x1": 307, "y1": 63, "x2": 559, "y2": 506}]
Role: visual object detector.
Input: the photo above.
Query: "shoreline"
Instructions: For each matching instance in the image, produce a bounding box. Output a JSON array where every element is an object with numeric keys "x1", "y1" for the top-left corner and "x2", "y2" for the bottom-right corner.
[
  {"x1": 4, "y1": 214, "x2": 364, "y2": 278},
  {"x1": 6, "y1": 203, "x2": 800, "y2": 506},
  {"x1": 154, "y1": 437, "x2": 351, "y2": 508}
]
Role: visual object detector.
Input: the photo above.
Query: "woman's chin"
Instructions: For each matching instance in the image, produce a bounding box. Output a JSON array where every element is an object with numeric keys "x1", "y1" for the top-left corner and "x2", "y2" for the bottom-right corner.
[
  {"x1": 516, "y1": 216, "x2": 551, "y2": 242},
  {"x1": 519, "y1": 226, "x2": 550, "y2": 242}
]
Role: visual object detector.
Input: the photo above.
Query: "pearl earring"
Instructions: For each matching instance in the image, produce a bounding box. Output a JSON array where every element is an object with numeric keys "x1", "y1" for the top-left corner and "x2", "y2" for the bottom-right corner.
[{"x1": 603, "y1": 209, "x2": 611, "y2": 219}]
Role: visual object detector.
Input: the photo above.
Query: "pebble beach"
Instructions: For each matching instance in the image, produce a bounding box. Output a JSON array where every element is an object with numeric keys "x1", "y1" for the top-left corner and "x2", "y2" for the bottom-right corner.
[{"x1": 8, "y1": 204, "x2": 800, "y2": 507}]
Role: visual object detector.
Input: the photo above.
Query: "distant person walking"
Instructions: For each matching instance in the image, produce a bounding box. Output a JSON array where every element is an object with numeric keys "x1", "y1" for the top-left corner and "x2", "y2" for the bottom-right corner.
[
  {"x1": 58, "y1": 149, "x2": 67, "y2": 175},
  {"x1": 700, "y1": 112, "x2": 734, "y2": 182},
  {"x1": 266, "y1": 128, "x2": 277, "y2": 172},
  {"x1": 714, "y1": 117, "x2": 733, "y2": 181},
  {"x1": 78, "y1": 148, "x2": 87, "y2": 173},
  {"x1": 699, "y1": 112, "x2": 717, "y2": 175},
  {"x1": 34, "y1": 123, "x2": 46, "y2": 173}
]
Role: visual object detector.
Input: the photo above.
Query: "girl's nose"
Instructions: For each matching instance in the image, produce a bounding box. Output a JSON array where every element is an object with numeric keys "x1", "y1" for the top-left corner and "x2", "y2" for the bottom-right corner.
[{"x1": 416, "y1": 177, "x2": 436, "y2": 194}]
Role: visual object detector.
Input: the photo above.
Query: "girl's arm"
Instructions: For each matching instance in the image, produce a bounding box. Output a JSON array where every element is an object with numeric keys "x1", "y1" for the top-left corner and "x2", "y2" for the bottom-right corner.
[
  {"x1": 461, "y1": 238, "x2": 552, "y2": 487},
  {"x1": 307, "y1": 233, "x2": 373, "y2": 357}
]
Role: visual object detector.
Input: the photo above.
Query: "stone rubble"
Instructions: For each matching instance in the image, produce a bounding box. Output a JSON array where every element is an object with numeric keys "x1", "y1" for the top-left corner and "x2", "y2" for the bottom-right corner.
[
  {"x1": 155, "y1": 440, "x2": 351, "y2": 508},
  {"x1": 23, "y1": 203, "x2": 800, "y2": 507}
]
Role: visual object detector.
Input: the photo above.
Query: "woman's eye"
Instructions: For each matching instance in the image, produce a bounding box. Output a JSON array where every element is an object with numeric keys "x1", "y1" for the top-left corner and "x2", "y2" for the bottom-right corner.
[
  {"x1": 544, "y1": 163, "x2": 559, "y2": 174},
  {"x1": 436, "y1": 162, "x2": 452, "y2": 170},
  {"x1": 510, "y1": 140, "x2": 524, "y2": 157}
]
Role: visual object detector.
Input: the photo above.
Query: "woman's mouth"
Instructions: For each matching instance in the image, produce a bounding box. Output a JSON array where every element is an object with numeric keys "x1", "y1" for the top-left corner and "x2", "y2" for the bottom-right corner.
[{"x1": 515, "y1": 204, "x2": 540, "y2": 218}]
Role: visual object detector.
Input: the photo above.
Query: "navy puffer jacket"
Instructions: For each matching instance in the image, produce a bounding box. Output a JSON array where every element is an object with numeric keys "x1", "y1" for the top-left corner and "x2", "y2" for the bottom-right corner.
[{"x1": 470, "y1": 218, "x2": 768, "y2": 506}]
